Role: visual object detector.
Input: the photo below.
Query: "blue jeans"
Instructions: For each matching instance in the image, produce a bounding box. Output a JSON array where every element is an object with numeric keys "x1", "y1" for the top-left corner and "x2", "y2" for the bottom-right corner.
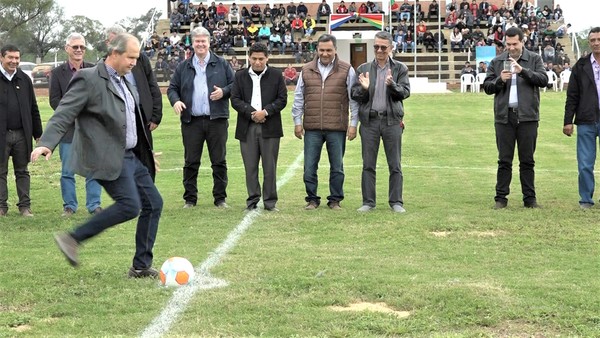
[
  {"x1": 303, "y1": 130, "x2": 346, "y2": 206},
  {"x1": 59, "y1": 142, "x2": 102, "y2": 213},
  {"x1": 70, "y1": 151, "x2": 163, "y2": 269},
  {"x1": 577, "y1": 123, "x2": 600, "y2": 205}
]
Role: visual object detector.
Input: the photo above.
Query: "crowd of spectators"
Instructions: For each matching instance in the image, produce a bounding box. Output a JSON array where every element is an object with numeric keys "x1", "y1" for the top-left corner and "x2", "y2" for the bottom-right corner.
[{"x1": 391, "y1": 0, "x2": 570, "y2": 68}]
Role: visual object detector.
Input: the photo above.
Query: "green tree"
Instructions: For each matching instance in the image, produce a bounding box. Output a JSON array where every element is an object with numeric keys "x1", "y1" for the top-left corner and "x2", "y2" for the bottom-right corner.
[
  {"x1": 25, "y1": 2, "x2": 64, "y2": 61},
  {"x1": 0, "y1": 0, "x2": 54, "y2": 42},
  {"x1": 117, "y1": 8, "x2": 163, "y2": 43}
]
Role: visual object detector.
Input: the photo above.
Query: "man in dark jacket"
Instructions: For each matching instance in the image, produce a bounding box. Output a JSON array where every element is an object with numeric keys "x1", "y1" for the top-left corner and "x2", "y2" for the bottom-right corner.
[
  {"x1": 483, "y1": 27, "x2": 548, "y2": 209},
  {"x1": 0, "y1": 44, "x2": 43, "y2": 217},
  {"x1": 167, "y1": 26, "x2": 234, "y2": 209},
  {"x1": 32, "y1": 34, "x2": 163, "y2": 277},
  {"x1": 231, "y1": 43, "x2": 287, "y2": 211},
  {"x1": 351, "y1": 31, "x2": 411, "y2": 213},
  {"x1": 563, "y1": 27, "x2": 600, "y2": 209},
  {"x1": 50, "y1": 32, "x2": 102, "y2": 217}
]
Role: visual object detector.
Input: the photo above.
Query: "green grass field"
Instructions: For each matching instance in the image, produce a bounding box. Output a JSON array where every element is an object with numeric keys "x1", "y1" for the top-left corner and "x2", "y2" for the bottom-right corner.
[{"x1": 2, "y1": 91, "x2": 599, "y2": 337}]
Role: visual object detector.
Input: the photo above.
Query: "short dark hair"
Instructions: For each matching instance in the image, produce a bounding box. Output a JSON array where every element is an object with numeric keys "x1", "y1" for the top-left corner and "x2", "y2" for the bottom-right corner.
[
  {"x1": 249, "y1": 42, "x2": 269, "y2": 57},
  {"x1": 317, "y1": 34, "x2": 337, "y2": 48},
  {"x1": 505, "y1": 27, "x2": 524, "y2": 41},
  {"x1": 588, "y1": 27, "x2": 600, "y2": 39},
  {"x1": 1, "y1": 44, "x2": 20, "y2": 57}
]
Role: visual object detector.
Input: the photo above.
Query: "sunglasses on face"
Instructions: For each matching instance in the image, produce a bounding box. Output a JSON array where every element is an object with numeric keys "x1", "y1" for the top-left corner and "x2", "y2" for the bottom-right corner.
[
  {"x1": 373, "y1": 44, "x2": 389, "y2": 51},
  {"x1": 69, "y1": 45, "x2": 86, "y2": 50}
]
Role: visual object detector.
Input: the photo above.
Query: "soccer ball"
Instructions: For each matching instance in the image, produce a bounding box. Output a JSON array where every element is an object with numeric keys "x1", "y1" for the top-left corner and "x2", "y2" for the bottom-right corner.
[{"x1": 159, "y1": 257, "x2": 195, "y2": 287}]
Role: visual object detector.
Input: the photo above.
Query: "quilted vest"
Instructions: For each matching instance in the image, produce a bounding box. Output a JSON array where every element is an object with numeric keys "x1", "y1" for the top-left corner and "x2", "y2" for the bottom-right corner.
[{"x1": 301, "y1": 58, "x2": 351, "y2": 131}]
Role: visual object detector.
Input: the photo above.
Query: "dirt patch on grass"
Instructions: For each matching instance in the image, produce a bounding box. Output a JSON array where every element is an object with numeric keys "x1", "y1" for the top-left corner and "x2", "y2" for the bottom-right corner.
[
  {"x1": 430, "y1": 230, "x2": 505, "y2": 237},
  {"x1": 329, "y1": 302, "x2": 410, "y2": 318},
  {"x1": 482, "y1": 319, "x2": 560, "y2": 337},
  {"x1": 10, "y1": 324, "x2": 32, "y2": 332}
]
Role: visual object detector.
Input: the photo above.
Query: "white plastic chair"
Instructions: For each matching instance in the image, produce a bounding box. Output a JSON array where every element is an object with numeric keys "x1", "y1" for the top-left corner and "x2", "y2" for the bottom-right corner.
[
  {"x1": 475, "y1": 73, "x2": 486, "y2": 93},
  {"x1": 560, "y1": 70, "x2": 571, "y2": 91},
  {"x1": 460, "y1": 74, "x2": 476, "y2": 93},
  {"x1": 544, "y1": 70, "x2": 558, "y2": 92}
]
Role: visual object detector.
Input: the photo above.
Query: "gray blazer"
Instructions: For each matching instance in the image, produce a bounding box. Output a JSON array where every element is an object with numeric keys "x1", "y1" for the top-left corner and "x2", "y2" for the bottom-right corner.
[{"x1": 38, "y1": 61, "x2": 154, "y2": 181}]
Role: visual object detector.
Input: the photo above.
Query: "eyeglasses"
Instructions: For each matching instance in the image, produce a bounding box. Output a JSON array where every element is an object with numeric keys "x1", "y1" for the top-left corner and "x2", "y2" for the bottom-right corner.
[
  {"x1": 68, "y1": 45, "x2": 86, "y2": 50},
  {"x1": 373, "y1": 45, "x2": 389, "y2": 51}
]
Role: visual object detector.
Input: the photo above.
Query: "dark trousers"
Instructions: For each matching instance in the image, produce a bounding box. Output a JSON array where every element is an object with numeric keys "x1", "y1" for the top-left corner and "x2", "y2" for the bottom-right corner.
[
  {"x1": 181, "y1": 116, "x2": 228, "y2": 205},
  {"x1": 494, "y1": 111, "x2": 538, "y2": 204},
  {"x1": 359, "y1": 117, "x2": 404, "y2": 207},
  {"x1": 240, "y1": 123, "x2": 280, "y2": 209},
  {"x1": 70, "y1": 151, "x2": 163, "y2": 269},
  {"x1": 0, "y1": 129, "x2": 31, "y2": 211}
]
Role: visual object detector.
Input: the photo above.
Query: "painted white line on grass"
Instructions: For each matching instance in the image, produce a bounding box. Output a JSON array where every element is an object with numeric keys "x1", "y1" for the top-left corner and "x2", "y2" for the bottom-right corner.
[{"x1": 140, "y1": 152, "x2": 304, "y2": 338}]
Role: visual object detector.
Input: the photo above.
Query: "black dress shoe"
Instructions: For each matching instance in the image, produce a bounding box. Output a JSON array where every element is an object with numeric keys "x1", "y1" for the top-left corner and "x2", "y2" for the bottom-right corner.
[
  {"x1": 524, "y1": 202, "x2": 541, "y2": 208},
  {"x1": 494, "y1": 201, "x2": 507, "y2": 209}
]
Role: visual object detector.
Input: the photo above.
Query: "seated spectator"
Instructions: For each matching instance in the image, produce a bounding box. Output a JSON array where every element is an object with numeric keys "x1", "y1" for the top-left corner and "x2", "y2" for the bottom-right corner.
[
  {"x1": 269, "y1": 32, "x2": 284, "y2": 54},
  {"x1": 543, "y1": 43, "x2": 555, "y2": 63},
  {"x1": 258, "y1": 23, "x2": 271, "y2": 42},
  {"x1": 207, "y1": 2, "x2": 218, "y2": 21},
  {"x1": 556, "y1": 23, "x2": 570, "y2": 38},
  {"x1": 250, "y1": 4, "x2": 262, "y2": 22},
  {"x1": 241, "y1": 6, "x2": 250, "y2": 20},
  {"x1": 232, "y1": 22, "x2": 246, "y2": 47},
  {"x1": 505, "y1": 17, "x2": 518, "y2": 30},
  {"x1": 229, "y1": 3, "x2": 240, "y2": 23},
  {"x1": 229, "y1": 56, "x2": 243, "y2": 71},
  {"x1": 471, "y1": 26, "x2": 484, "y2": 41},
  {"x1": 450, "y1": 27, "x2": 464, "y2": 52},
  {"x1": 287, "y1": 2, "x2": 297, "y2": 20},
  {"x1": 168, "y1": 56, "x2": 180, "y2": 74},
  {"x1": 246, "y1": 22, "x2": 259, "y2": 44},
  {"x1": 493, "y1": 26, "x2": 504, "y2": 45},
  {"x1": 369, "y1": 1, "x2": 383, "y2": 14},
  {"x1": 423, "y1": 31, "x2": 435, "y2": 52},
  {"x1": 416, "y1": 20, "x2": 427, "y2": 44},
  {"x1": 169, "y1": 11, "x2": 183, "y2": 33},
  {"x1": 304, "y1": 14, "x2": 316, "y2": 37},
  {"x1": 358, "y1": 2, "x2": 368, "y2": 18},
  {"x1": 297, "y1": 1, "x2": 308, "y2": 18},
  {"x1": 263, "y1": 4, "x2": 273, "y2": 24},
  {"x1": 316, "y1": 0, "x2": 331, "y2": 23},
  {"x1": 460, "y1": 61, "x2": 477, "y2": 76},
  {"x1": 291, "y1": 15, "x2": 304, "y2": 41},
  {"x1": 282, "y1": 30, "x2": 295, "y2": 52},
  {"x1": 284, "y1": 64, "x2": 298, "y2": 85},
  {"x1": 553, "y1": 4, "x2": 563, "y2": 22},
  {"x1": 277, "y1": 4, "x2": 287, "y2": 21},
  {"x1": 445, "y1": 10, "x2": 457, "y2": 29},
  {"x1": 428, "y1": 0, "x2": 439, "y2": 19},
  {"x1": 336, "y1": 1, "x2": 348, "y2": 14},
  {"x1": 402, "y1": 30, "x2": 415, "y2": 53},
  {"x1": 541, "y1": 5, "x2": 552, "y2": 20},
  {"x1": 399, "y1": 0, "x2": 412, "y2": 22}
]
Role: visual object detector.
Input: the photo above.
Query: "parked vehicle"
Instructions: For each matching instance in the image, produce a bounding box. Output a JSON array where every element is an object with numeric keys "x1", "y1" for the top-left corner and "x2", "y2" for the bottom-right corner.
[
  {"x1": 32, "y1": 61, "x2": 64, "y2": 87},
  {"x1": 18, "y1": 62, "x2": 36, "y2": 82}
]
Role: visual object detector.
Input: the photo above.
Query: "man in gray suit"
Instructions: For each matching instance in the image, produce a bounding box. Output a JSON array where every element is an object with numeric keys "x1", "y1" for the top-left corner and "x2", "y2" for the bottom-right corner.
[
  {"x1": 49, "y1": 32, "x2": 102, "y2": 217},
  {"x1": 31, "y1": 33, "x2": 163, "y2": 278}
]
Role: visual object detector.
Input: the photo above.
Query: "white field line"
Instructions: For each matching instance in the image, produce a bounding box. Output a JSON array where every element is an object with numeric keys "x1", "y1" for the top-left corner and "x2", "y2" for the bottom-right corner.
[{"x1": 140, "y1": 152, "x2": 304, "y2": 338}]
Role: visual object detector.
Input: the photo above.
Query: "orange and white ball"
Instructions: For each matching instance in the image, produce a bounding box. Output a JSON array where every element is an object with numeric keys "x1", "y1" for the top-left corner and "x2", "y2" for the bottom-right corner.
[{"x1": 159, "y1": 257, "x2": 195, "y2": 287}]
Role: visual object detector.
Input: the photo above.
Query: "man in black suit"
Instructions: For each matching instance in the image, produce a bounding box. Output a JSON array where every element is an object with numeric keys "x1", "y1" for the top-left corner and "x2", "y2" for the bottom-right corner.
[
  {"x1": 0, "y1": 44, "x2": 43, "y2": 217},
  {"x1": 231, "y1": 43, "x2": 287, "y2": 211},
  {"x1": 49, "y1": 32, "x2": 102, "y2": 217},
  {"x1": 105, "y1": 26, "x2": 163, "y2": 151},
  {"x1": 32, "y1": 33, "x2": 163, "y2": 277}
]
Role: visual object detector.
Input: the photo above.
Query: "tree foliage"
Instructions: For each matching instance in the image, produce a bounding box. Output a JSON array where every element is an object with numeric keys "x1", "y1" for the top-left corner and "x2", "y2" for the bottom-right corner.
[
  {"x1": 118, "y1": 8, "x2": 163, "y2": 42},
  {"x1": 0, "y1": 0, "x2": 54, "y2": 41}
]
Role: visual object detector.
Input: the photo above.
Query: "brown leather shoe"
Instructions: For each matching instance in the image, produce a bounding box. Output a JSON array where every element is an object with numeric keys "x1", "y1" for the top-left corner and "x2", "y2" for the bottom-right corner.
[
  {"x1": 20, "y1": 208, "x2": 33, "y2": 217},
  {"x1": 62, "y1": 208, "x2": 75, "y2": 217},
  {"x1": 54, "y1": 232, "x2": 79, "y2": 267},
  {"x1": 92, "y1": 207, "x2": 103, "y2": 215},
  {"x1": 304, "y1": 201, "x2": 318, "y2": 210},
  {"x1": 328, "y1": 201, "x2": 341, "y2": 210},
  {"x1": 0, "y1": 209, "x2": 6, "y2": 216}
]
